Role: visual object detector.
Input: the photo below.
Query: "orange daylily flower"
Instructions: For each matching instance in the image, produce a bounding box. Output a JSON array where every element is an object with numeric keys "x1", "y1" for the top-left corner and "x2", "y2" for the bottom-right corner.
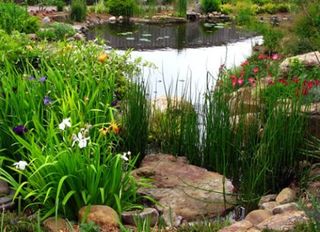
[
  {"x1": 98, "y1": 53, "x2": 108, "y2": 63},
  {"x1": 110, "y1": 121, "x2": 120, "y2": 134}
]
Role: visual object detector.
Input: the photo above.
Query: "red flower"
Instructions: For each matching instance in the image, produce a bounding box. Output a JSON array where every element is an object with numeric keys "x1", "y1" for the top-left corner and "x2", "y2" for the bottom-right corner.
[
  {"x1": 315, "y1": 79, "x2": 320, "y2": 86},
  {"x1": 307, "y1": 80, "x2": 314, "y2": 89},
  {"x1": 231, "y1": 78, "x2": 237, "y2": 87},
  {"x1": 230, "y1": 74, "x2": 237, "y2": 80},
  {"x1": 292, "y1": 77, "x2": 300, "y2": 84},
  {"x1": 253, "y1": 67, "x2": 259, "y2": 74},
  {"x1": 278, "y1": 79, "x2": 288, "y2": 85},
  {"x1": 248, "y1": 77, "x2": 256, "y2": 86},
  {"x1": 258, "y1": 54, "x2": 266, "y2": 60}
]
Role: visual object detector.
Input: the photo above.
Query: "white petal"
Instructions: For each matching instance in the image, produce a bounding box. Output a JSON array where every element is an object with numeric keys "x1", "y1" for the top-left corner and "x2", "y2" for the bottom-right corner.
[
  {"x1": 78, "y1": 139, "x2": 87, "y2": 148},
  {"x1": 59, "y1": 123, "x2": 66, "y2": 130}
]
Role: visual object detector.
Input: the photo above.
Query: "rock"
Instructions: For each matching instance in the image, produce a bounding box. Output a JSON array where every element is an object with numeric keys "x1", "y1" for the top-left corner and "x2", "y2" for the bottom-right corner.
[
  {"x1": 42, "y1": 16, "x2": 51, "y2": 24},
  {"x1": 161, "y1": 209, "x2": 183, "y2": 227},
  {"x1": 0, "y1": 201, "x2": 14, "y2": 211},
  {"x1": 272, "y1": 202, "x2": 298, "y2": 215},
  {"x1": 280, "y1": 51, "x2": 320, "y2": 74},
  {"x1": 132, "y1": 154, "x2": 235, "y2": 222},
  {"x1": 247, "y1": 228, "x2": 261, "y2": 232},
  {"x1": 0, "y1": 195, "x2": 13, "y2": 205},
  {"x1": 219, "y1": 220, "x2": 253, "y2": 232},
  {"x1": 0, "y1": 180, "x2": 9, "y2": 195},
  {"x1": 78, "y1": 205, "x2": 119, "y2": 231},
  {"x1": 73, "y1": 33, "x2": 85, "y2": 41},
  {"x1": 307, "y1": 181, "x2": 320, "y2": 199},
  {"x1": 27, "y1": 33, "x2": 37, "y2": 41},
  {"x1": 121, "y1": 208, "x2": 159, "y2": 226},
  {"x1": 229, "y1": 87, "x2": 261, "y2": 115},
  {"x1": 43, "y1": 217, "x2": 70, "y2": 232},
  {"x1": 117, "y1": 16, "x2": 124, "y2": 22},
  {"x1": 245, "y1": 209, "x2": 272, "y2": 225},
  {"x1": 276, "y1": 187, "x2": 296, "y2": 204},
  {"x1": 260, "y1": 201, "x2": 279, "y2": 212},
  {"x1": 258, "y1": 194, "x2": 277, "y2": 207},
  {"x1": 109, "y1": 16, "x2": 116, "y2": 23},
  {"x1": 256, "y1": 211, "x2": 308, "y2": 231}
]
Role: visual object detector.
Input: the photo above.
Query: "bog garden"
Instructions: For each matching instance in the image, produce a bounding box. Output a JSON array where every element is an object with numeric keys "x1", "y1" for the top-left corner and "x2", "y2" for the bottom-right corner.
[{"x1": 0, "y1": 0, "x2": 320, "y2": 231}]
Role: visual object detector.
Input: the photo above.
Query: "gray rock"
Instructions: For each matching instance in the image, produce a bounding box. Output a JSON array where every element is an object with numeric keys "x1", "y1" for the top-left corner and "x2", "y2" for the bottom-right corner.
[
  {"x1": 122, "y1": 208, "x2": 159, "y2": 226},
  {"x1": 42, "y1": 16, "x2": 51, "y2": 24},
  {"x1": 109, "y1": 16, "x2": 117, "y2": 23},
  {"x1": 0, "y1": 180, "x2": 9, "y2": 195},
  {"x1": 73, "y1": 32, "x2": 85, "y2": 41}
]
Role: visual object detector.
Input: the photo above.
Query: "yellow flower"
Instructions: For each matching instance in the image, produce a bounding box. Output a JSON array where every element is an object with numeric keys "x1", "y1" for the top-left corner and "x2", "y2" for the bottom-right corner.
[
  {"x1": 98, "y1": 53, "x2": 108, "y2": 63},
  {"x1": 26, "y1": 45, "x2": 33, "y2": 51},
  {"x1": 99, "y1": 127, "x2": 109, "y2": 136},
  {"x1": 109, "y1": 121, "x2": 120, "y2": 134}
]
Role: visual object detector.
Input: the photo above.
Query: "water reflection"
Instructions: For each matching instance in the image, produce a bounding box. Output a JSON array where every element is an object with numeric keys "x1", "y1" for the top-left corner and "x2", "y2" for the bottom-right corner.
[{"x1": 87, "y1": 22, "x2": 255, "y2": 50}]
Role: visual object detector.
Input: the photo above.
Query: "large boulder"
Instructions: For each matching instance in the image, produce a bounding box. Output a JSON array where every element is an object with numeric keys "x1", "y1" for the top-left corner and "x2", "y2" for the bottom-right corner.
[
  {"x1": 132, "y1": 154, "x2": 235, "y2": 223},
  {"x1": 280, "y1": 51, "x2": 320, "y2": 74}
]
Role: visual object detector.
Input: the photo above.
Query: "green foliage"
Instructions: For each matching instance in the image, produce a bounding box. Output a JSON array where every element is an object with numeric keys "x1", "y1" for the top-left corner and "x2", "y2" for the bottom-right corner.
[
  {"x1": 54, "y1": 0, "x2": 65, "y2": 12},
  {"x1": 201, "y1": 0, "x2": 221, "y2": 13},
  {"x1": 107, "y1": 0, "x2": 138, "y2": 17},
  {"x1": 79, "y1": 222, "x2": 100, "y2": 232},
  {"x1": 0, "y1": 30, "x2": 41, "y2": 70},
  {"x1": 0, "y1": 211, "x2": 42, "y2": 232},
  {"x1": 0, "y1": 2, "x2": 39, "y2": 34},
  {"x1": 176, "y1": 0, "x2": 187, "y2": 17},
  {"x1": 36, "y1": 22, "x2": 76, "y2": 41},
  {"x1": 0, "y1": 40, "x2": 146, "y2": 220},
  {"x1": 70, "y1": 0, "x2": 87, "y2": 22},
  {"x1": 234, "y1": 1, "x2": 255, "y2": 25},
  {"x1": 121, "y1": 78, "x2": 150, "y2": 165}
]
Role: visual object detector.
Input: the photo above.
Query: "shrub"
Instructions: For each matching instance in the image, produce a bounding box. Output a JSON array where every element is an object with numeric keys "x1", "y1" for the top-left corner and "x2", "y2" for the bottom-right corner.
[
  {"x1": 220, "y1": 3, "x2": 234, "y2": 15},
  {"x1": 107, "y1": 0, "x2": 138, "y2": 17},
  {"x1": 70, "y1": 0, "x2": 87, "y2": 22},
  {"x1": 36, "y1": 22, "x2": 76, "y2": 41},
  {"x1": 200, "y1": 0, "x2": 221, "y2": 14},
  {"x1": 235, "y1": 2, "x2": 255, "y2": 25},
  {"x1": 54, "y1": 0, "x2": 65, "y2": 11},
  {"x1": 0, "y1": 2, "x2": 39, "y2": 34}
]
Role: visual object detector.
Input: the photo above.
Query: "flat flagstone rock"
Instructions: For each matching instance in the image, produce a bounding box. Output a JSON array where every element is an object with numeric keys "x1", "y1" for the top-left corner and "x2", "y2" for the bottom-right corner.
[
  {"x1": 245, "y1": 209, "x2": 272, "y2": 225},
  {"x1": 132, "y1": 154, "x2": 235, "y2": 222}
]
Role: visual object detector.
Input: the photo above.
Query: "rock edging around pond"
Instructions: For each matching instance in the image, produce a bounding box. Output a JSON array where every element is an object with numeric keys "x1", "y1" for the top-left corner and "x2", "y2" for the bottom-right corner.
[{"x1": 219, "y1": 187, "x2": 309, "y2": 232}]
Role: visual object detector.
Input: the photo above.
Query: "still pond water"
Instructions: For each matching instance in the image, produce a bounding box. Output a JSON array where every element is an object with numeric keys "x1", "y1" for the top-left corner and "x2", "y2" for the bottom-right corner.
[{"x1": 87, "y1": 21, "x2": 263, "y2": 98}]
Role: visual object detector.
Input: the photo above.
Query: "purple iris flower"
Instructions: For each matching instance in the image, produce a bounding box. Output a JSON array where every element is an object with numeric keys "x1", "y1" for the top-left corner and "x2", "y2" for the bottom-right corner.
[
  {"x1": 13, "y1": 125, "x2": 28, "y2": 135},
  {"x1": 29, "y1": 75, "x2": 36, "y2": 81},
  {"x1": 39, "y1": 76, "x2": 47, "y2": 83},
  {"x1": 43, "y1": 96, "x2": 52, "y2": 105},
  {"x1": 111, "y1": 100, "x2": 118, "y2": 107}
]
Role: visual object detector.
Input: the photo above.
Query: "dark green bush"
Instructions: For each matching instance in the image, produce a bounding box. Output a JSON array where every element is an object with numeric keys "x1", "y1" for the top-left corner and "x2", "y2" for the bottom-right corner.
[
  {"x1": 107, "y1": 0, "x2": 138, "y2": 17},
  {"x1": 70, "y1": 0, "x2": 87, "y2": 22},
  {"x1": 36, "y1": 22, "x2": 76, "y2": 41},
  {"x1": 0, "y1": 2, "x2": 39, "y2": 34},
  {"x1": 200, "y1": 0, "x2": 221, "y2": 13}
]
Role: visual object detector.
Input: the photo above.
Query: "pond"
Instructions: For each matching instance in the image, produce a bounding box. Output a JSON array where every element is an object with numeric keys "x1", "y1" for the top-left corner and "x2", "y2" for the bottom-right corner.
[{"x1": 87, "y1": 21, "x2": 263, "y2": 98}]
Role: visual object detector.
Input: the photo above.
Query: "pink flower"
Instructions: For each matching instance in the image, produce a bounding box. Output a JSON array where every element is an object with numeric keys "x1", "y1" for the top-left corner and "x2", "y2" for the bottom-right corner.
[
  {"x1": 253, "y1": 67, "x2": 259, "y2": 74},
  {"x1": 271, "y1": 54, "x2": 280, "y2": 60},
  {"x1": 238, "y1": 78, "x2": 244, "y2": 86}
]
